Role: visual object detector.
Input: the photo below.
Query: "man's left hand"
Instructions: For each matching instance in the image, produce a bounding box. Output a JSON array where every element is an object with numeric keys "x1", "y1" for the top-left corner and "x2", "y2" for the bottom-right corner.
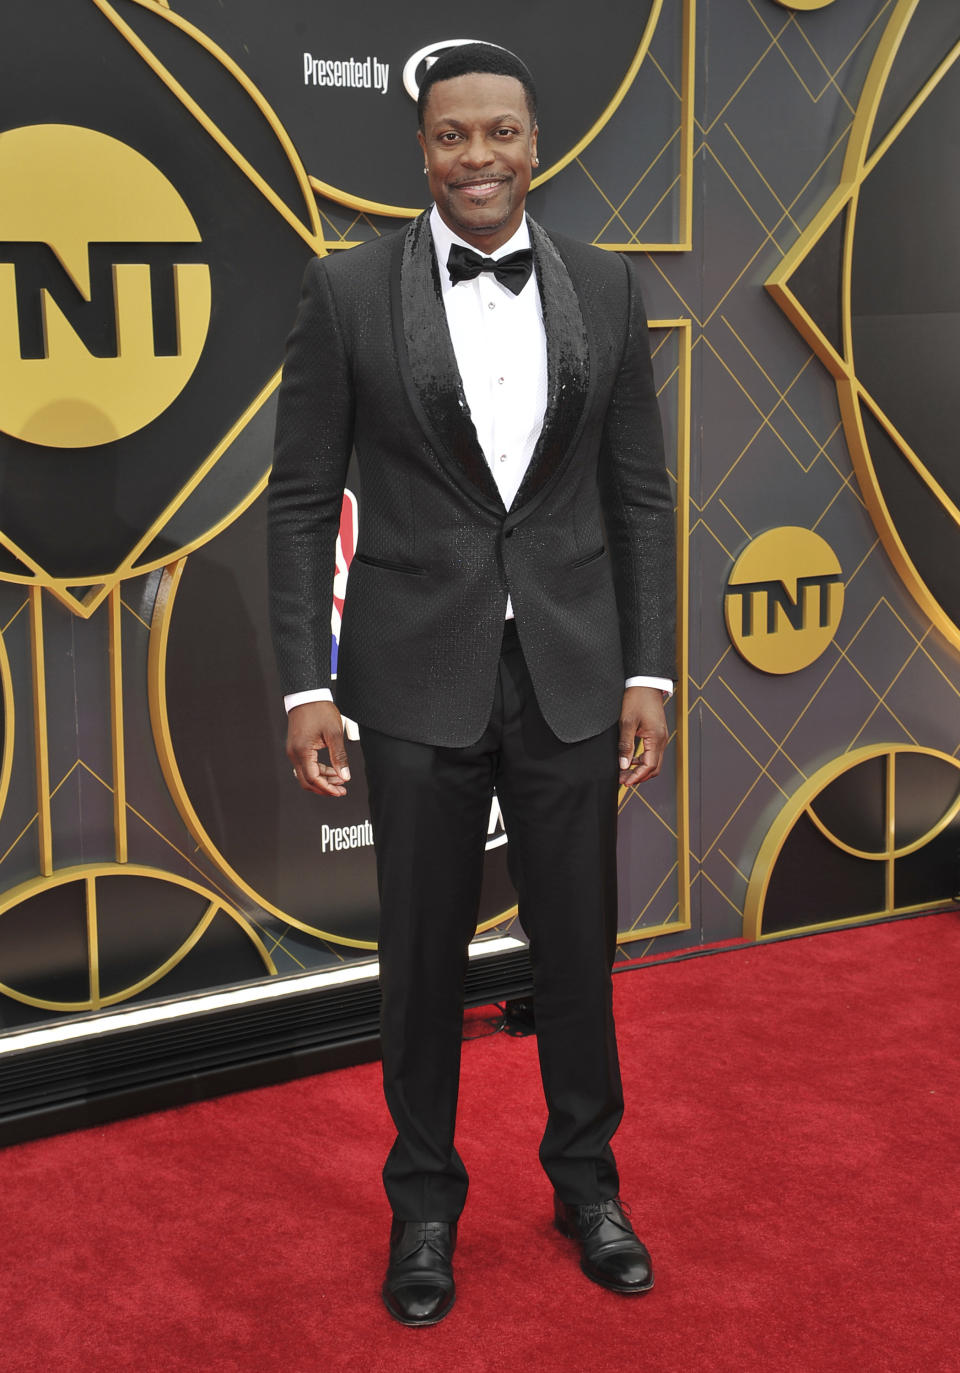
[{"x1": 618, "y1": 686, "x2": 668, "y2": 786}]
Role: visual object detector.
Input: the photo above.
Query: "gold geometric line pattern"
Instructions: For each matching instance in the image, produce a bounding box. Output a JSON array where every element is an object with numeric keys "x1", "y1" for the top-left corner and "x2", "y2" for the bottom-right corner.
[
  {"x1": 697, "y1": 15, "x2": 794, "y2": 138},
  {"x1": 749, "y1": 0, "x2": 855, "y2": 115},
  {"x1": 120, "y1": 597, "x2": 151, "y2": 632},
  {"x1": 645, "y1": 109, "x2": 856, "y2": 332},
  {"x1": 1, "y1": 600, "x2": 28, "y2": 636},
  {"x1": 625, "y1": 860, "x2": 679, "y2": 934},
  {"x1": 617, "y1": 318, "x2": 692, "y2": 943},
  {"x1": 691, "y1": 581, "x2": 937, "y2": 875}
]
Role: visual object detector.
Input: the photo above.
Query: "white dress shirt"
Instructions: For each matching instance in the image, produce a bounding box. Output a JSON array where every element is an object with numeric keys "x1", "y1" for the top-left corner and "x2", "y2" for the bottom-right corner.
[{"x1": 284, "y1": 207, "x2": 672, "y2": 711}]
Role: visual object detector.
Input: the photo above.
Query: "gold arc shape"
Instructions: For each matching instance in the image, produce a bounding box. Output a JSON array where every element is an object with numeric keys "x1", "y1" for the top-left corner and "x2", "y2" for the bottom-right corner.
[
  {"x1": 0, "y1": 620, "x2": 13, "y2": 823},
  {"x1": 617, "y1": 320, "x2": 692, "y2": 944},
  {"x1": 743, "y1": 745, "x2": 960, "y2": 941},
  {"x1": 766, "y1": 0, "x2": 960, "y2": 653},
  {"x1": 0, "y1": 862, "x2": 277, "y2": 1012}
]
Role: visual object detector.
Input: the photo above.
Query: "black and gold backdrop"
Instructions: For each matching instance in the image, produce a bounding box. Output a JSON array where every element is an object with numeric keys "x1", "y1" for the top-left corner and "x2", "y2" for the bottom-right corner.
[{"x1": 1, "y1": 0, "x2": 959, "y2": 1036}]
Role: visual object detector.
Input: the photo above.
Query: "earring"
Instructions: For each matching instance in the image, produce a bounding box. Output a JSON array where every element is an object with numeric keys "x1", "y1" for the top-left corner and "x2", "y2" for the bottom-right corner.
[{"x1": 423, "y1": 166, "x2": 428, "y2": 175}]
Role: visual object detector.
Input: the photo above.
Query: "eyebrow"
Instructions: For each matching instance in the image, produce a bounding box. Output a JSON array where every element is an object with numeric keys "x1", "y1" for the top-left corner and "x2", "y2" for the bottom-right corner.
[{"x1": 434, "y1": 113, "x2": 523, "y2": 129}]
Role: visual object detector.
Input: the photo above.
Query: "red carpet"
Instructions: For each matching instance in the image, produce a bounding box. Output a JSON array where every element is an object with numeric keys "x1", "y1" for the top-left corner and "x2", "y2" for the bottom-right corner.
[{"x1": 1, "y1": 913, "x2": 958, "y2": 1372}]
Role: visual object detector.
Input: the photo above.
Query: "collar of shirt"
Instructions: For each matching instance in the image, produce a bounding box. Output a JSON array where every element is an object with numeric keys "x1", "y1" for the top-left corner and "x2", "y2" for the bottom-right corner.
[{"x1": 429, "y1": 204, "x2": 534, "y2": 298}]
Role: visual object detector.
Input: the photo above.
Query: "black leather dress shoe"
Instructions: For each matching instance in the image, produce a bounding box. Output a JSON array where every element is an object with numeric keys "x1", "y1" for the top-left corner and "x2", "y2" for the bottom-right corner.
[
  {"x1": 554, "y1": 1196, "x2": 654, "y2": 1294},
  {"x1": 382, "y1": 1219, "x2": 456, "y2": 1326}
]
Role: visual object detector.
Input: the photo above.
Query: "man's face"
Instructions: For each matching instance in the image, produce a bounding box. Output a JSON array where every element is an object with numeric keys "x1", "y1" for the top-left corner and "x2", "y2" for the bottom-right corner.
[{"x1": 418, "y1": 72, "x2": 538, "y2": 253}]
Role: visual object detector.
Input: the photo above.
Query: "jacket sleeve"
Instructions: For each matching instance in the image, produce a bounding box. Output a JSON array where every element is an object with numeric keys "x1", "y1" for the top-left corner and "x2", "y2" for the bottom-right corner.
[
  {"x1": 597, "y1": 256, "x2": 677, "y2": 682},
  {"x1": 267, "y1": 257, "x2": 355, "y2": 697}
]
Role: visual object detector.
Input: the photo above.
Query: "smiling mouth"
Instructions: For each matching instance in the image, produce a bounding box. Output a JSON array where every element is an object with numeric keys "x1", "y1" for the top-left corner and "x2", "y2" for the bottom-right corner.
[{"x1": 452, "y1": 179, "x2": 507, "y2": 199}]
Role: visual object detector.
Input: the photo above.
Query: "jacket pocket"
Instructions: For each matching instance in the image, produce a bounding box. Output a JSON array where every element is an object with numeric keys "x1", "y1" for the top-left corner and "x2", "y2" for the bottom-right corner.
[
  {"x1": 353, "y1": 553, "x2": 427, "y2": 576},
  {"x1": 570, "y1": 546, "x2": 607, "y2": 569}
]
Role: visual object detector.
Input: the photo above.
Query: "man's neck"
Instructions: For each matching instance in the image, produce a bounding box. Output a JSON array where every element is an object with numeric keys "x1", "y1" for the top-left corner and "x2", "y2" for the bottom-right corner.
[{"x1": 429, "y1": 204, "x2": 530, "y2": 266}]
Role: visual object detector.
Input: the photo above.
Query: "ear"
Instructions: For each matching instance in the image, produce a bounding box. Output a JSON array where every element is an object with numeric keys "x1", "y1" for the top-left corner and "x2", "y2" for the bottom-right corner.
[
  {"x1": 417, "y1": 128, "x2": 427, "y2": 166},
  {"x1": 530, "y1": 123, "x2": 539, "y2": 169}
]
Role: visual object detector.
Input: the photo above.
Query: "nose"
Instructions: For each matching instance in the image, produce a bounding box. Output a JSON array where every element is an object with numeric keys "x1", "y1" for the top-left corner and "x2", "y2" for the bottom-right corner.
[{"x1": 460, "y1": 132, "x2": 494, "y2": 169}]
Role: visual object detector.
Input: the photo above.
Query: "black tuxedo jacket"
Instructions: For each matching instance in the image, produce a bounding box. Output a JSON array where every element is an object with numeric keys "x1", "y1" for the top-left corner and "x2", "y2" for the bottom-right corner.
[{"x1": 268, "y1": 212, "x2": 676, "y2": 748}]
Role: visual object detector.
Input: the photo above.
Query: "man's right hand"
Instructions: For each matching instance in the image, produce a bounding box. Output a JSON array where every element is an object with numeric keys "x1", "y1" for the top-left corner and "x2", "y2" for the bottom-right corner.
[{"x1": 287, "y1": 701, "x2": 351, "y2": 797}]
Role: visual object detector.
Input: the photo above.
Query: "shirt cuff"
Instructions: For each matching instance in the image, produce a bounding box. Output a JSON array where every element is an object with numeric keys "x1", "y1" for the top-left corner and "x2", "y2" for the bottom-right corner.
[
  {"x1": 625, "y1": 675, "x2": 674, "y2": 701},
  {"x1": 284, "y1": 688, "x2": 333, "y2": 712}
]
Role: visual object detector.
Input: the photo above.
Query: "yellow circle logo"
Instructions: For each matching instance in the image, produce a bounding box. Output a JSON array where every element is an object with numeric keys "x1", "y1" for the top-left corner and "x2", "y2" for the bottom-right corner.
[
  {"x1": 724, "y1": 527, "x2": 844, "y2": 674},
  {"x1": 0, "y1": 124, "x2": 210, "y2": 448}
]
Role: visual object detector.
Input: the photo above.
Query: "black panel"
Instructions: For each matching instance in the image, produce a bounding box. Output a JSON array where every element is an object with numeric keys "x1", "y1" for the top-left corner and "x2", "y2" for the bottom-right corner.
[
  {"x1": 860, "y1": 406, "x2": 960, "y2": 631},
  {"x1": 0, "y1": 881, "x2": 90, "y2": 1007},
  {"x1": 0, "y1": 546, "x2": 31, "y2": 577},
  {"x1": 93, "y1": 875, "x2": 211, "y2": 1000},
  {"x1": 894, "y1": 821, "x2": 960, "y2": 909},
  {"x1": 789, "y1": 207, "x2": 845, "y2": 356},
  {"x1": 869, "y1": 7, "x2": 960, "y2": 162},
  {"x1": 116, "y1": 909, "x2": 274, "y2": 1004},
  {"x1": 808, "y1": 755, "x2": 885, "y2": 854},
  {"x1": 763, "y1": 814, "x2": 886, "y2": 935},
  {"x1": 171, "y1": 0, "x2": 654, "y2": 209},
  {"x1": 138, "y1": 391, "x2": 279, "y2": 564},
  {"x1": 893, "y1": 753, "x2": 960, "y2": 850}
]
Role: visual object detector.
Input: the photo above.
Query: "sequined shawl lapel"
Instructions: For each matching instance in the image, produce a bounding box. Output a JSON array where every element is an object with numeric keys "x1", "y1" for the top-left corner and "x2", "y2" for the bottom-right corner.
[
  {"x1": 393, "y1": 212, "x2": 502, "y2": 512},
  {"x1": 512, "y1": 218, "x2": 591, "y2": 512},
  {"x1": 391, "y1": 212, "x2": 591, "y2": 515}
]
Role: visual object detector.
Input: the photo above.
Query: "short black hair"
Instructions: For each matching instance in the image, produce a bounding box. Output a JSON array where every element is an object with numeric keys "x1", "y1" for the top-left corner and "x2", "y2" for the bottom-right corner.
[{"x1": 417, "y1": 43, "x2": 538, "y2": 128}]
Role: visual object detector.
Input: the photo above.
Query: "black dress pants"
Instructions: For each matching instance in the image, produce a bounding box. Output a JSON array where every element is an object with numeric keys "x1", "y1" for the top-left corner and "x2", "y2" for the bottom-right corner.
[{"x1": 360, "y1": 620, "x2": 624, "y2": 1221}]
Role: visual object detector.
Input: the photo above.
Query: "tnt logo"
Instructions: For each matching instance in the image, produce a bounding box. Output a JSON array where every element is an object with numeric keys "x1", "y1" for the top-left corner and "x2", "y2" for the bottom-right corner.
[
  {"x1": 331, "y1": 488, "x2": 358, "y2": 677},
  {"x1": 724, "y1": 527, "x2": 844, "y2": 674},
  {"x1": 0, "y1": 124, "x2": 211, "y2": 449}
]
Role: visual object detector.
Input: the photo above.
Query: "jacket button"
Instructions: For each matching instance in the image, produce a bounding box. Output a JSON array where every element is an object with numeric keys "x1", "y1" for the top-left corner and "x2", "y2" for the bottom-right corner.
[{"x1": 504, "y1": 529, "x2": 514, "y2": 538}]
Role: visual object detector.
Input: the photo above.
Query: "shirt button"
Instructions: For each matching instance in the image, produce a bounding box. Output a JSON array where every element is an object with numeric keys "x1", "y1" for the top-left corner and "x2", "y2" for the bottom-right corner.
[
  {"x1": 498, "y1": 377, "x2": 505, "y2": 384},
  {"x1": 499, "y1": 453, "x2": 508, "y2": 463},
  {"x1": 488, "y1": 301, "x2": 496, "y2": 311}
]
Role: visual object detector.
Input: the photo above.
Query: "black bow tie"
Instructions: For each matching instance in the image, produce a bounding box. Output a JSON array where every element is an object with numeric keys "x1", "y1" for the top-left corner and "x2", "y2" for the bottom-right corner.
[{"x1": 446, "y1": 243, "x2": 533, "y2": 295}]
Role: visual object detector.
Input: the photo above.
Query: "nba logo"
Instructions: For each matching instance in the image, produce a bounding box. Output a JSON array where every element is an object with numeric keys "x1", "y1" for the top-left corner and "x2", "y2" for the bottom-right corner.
[{"x1": 331, "y1": 488, "x2": 358, "y2": 677}]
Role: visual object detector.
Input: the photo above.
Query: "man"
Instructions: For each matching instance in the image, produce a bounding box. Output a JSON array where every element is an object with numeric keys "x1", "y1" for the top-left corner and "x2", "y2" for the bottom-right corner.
[{"x1": 268, "y1": 43, "x2": 676, "y2": 1326}]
